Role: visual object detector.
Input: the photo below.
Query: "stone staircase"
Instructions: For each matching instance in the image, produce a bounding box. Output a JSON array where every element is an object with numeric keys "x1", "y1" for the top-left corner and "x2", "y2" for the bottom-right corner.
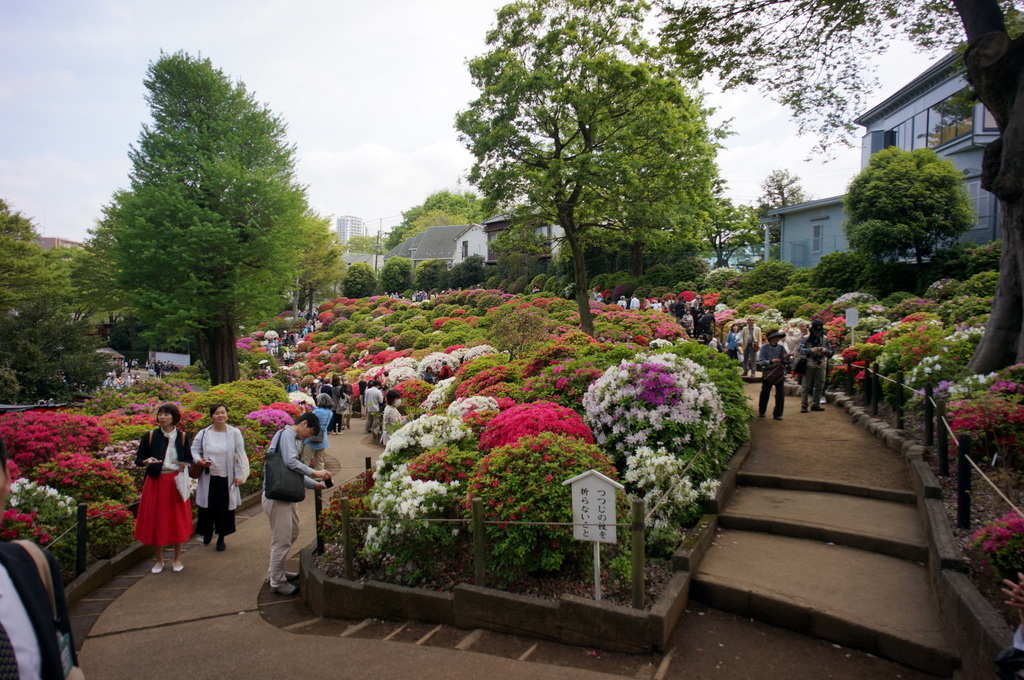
[{"x1": 689, "y1": 387, "x2": 960, "y2": 677}]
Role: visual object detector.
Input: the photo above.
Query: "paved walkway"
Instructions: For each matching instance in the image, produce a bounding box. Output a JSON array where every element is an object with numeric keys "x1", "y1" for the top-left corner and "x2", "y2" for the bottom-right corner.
[{"x1": 72, "y1": 400, "x2": 952, "y2": 679}]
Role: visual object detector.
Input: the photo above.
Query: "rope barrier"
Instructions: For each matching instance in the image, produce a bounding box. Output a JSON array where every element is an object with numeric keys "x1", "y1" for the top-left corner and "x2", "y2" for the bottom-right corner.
[
  {"x1": 854, "y1": 368, "x2": 1024, "y2": 522},
  {"x1": 343, "y1": 515, "x2": 630, "y2": 528},
  {"x1": 43, "y1": 522, "x2": 78, "y2": 548}
]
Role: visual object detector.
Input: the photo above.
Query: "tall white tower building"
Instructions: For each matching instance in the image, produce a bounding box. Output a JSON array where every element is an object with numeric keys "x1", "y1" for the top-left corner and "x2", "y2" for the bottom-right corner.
[{"x1": 335, "y1": 215, "x2": 365, "y2": 243}]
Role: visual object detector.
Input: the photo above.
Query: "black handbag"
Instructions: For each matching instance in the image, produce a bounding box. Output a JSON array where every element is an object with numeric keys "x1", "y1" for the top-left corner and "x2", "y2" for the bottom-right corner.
[{"x1": 264, "y1": 431, "x2": 305, "y2": 503}]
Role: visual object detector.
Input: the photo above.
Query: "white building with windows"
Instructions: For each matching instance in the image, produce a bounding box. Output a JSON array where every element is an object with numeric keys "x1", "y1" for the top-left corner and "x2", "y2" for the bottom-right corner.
[
  {"x1": 335, "y1": 215, "x2": 365, "y2": 243},
  {"x1": 762, "y1": 52, "x2": 1000, "y2": 267}
]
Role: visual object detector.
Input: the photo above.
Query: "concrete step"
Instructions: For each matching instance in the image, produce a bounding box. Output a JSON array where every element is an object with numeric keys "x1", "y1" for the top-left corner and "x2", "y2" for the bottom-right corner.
[
  {"x1": 737, "y1": 471, "x2": 917, "y2": 503},
  {"x1": 691, "y1": 529, "x2": 958, "y2": 677},
  {"x1": 720, "y1": 487, "x2": 928, "y2": 562}
]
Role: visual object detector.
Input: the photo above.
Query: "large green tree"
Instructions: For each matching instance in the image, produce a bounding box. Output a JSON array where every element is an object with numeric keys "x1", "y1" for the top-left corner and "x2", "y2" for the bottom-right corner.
[
  {"x1": 701, "y1": 194, "x2": 763, "y2": 268},
  {"x1": 0, "y1": 199, "x2": 66, "y2": 310},
  {"x1": 67, "y1": 206, "x2": 132, "y2": 324},
  {"x1": 345, "y1": 234, "x2": 380, "y2": 255},
  {"x1": 342, "y1": 262, "x2": 377, "y2": 299},
  {"x1": 293, "y1": 212, "x2": 346, "y2": 316},
  {"x1": 658, "y1": 0, "x2": 1024, "y2": 371},
  {"x1": 844, "y1": 147, "x2": 974, "y2": 279},
  {"x1": 457, "y1": 0, "x2": 719, "y2": 336},
  {"x1": 379, "y1": 256, "x2": 413, "y2": 294},
  {"x1": 106, "y1": 52, "x2": 308, "y2": 384},
  {"x1": 450, "y1": 254, "x2": 487, "y2": 289},
  {"x1": 758, "y1": 169, "x2": 810, "y2": 218},
  {"x1": 0, "y1": 298, "x2": 108, "y2": 403},
  {"x1": 414, "y1": 259, "x2": 451, "y2": 292}
]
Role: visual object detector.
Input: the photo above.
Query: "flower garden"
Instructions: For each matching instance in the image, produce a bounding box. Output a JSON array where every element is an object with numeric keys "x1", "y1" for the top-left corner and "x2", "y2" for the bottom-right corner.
[{"x1": 2, "y1": 247, "x2": 1021, "y2": 611}]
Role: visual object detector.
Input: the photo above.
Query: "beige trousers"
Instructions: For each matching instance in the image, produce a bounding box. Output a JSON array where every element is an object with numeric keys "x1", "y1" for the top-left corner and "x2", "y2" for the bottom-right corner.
[{"x1": 261, "y1": 493, "x2": 300, "y2": 588}]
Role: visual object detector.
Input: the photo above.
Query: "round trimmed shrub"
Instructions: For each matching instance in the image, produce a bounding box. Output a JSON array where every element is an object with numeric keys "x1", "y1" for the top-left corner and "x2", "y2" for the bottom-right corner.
[
  {"x1": 478, "y1": 401, "x2": 594, "y2": 452},
  {"x1": 464, "y1": 432, "x2": 623, "y2": 583},
  {"x1": 583, "y1": 353, "x2": 727, "y2": 468},
  {"x1": 31, "y1": 452, "x2": 137, "y2": 505}
]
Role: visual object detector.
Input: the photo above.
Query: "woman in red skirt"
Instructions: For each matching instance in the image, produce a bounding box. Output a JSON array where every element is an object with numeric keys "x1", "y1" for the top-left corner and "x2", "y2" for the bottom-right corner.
[{"x1": 135, "y1": 403, "x2": 195, "y2": 573}]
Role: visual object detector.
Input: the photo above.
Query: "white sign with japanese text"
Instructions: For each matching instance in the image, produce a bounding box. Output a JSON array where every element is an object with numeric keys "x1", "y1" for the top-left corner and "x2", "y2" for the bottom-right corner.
[
  {"x1": 562, "y1": 470, "x2": 623, "y2": 544},
  {"x1": 845, "y1": 307, "x2": 860, "y2": 328}
]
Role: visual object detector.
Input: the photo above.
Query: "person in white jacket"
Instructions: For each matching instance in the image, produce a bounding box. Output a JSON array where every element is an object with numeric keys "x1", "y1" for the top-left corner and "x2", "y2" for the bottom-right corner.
[{"x1": 191, "y1": 404, "x2": 250, "y2": 552}]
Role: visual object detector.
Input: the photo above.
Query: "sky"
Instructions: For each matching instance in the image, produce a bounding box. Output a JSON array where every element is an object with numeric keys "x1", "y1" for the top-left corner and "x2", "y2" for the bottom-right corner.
[{"x1": 0, "y1": 0, "x2": 939, "y2": 243}]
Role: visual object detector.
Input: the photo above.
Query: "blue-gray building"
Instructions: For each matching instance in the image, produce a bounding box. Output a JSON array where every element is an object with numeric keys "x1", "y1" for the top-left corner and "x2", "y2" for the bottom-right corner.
[{"x1": 763, "y1": 52, "x2": 1001, "y2": 268}]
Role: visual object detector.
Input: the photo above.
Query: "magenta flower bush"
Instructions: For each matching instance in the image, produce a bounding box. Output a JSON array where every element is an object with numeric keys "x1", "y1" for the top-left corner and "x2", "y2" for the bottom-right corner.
[
  {"x1": 31, "y1": 452, "x2": 137, "y2": 505},
  {"x1": 0, "y1": 411, "x2": 110, "y2": 474},
  {"x1": 973, "y1": 512, "x2": 1024, "y2": 578},
  {"x1": 477, "y1": 401, "x2": 594, "y2": 453},
  {"x1": 245, "y1": 408, "x2": 294, "y2": 437}
]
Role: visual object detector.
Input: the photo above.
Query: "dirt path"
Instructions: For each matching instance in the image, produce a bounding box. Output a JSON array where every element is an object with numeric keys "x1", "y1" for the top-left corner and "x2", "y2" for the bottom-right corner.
[{"x1": 740, "y1": 381, "x2": 912, "y2": 490}]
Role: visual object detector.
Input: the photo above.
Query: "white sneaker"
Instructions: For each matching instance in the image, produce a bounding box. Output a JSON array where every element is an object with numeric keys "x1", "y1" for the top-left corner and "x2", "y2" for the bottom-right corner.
[{"x1": 271, "y1": 582, "x2": 298, "y2": 596}]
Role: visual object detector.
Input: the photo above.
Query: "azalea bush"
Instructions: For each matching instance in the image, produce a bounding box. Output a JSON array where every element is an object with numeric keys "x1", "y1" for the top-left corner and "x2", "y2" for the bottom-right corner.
[
  {"x1": 477, "y1": 401, "x2": 594, "y2": 453},
  {"x1": 465, "y1": 432, "x2": 624, "y2": 585},
  {"x1": 31, "y1": 452, "x2": 137, "y2": 505},
  {"x1": 949, "y1": 393, "x2": 1024, "y2": 467},
  {"x1": 973, "y1": 512, "x2": 1024, "y2": 578},
  {"x1": 624, "y1": 445, "x2": 720, "y2": 549},
  {"x1": 96, "y1": 441, "x2": 146, "y2": 491},
  {"x1": 453, "y1": 364, "x2": 523, "y2": 400},
  {"x1": 521, "y1": 359, "x2": 606, "y2": 412},
  {"x1": 0, "y1": 508, "x2": 52, "y2": 544},
  {"x1": 0, "y1": 411, "x2": 110, "y2": 474},
  {"x1": 375, "y1": 415, "x2": 470, "y2": 478},
  {"x1": 363, "y1": 471, "x2": 467, "y2": 583},
  {"x1": 446, "y1": 396, "x2": 499, "y2": 420},
  {"x1": 245, "y1": 408, "x2": 294, "y2": 437},
  {"x1": 406, "y1": 444, "x2": 480, "y2": 485},
  {"x1": 421, "y1": 377, "x2": 457, "y2": 412},
  {"x1": 583, "y1": 353, "x2": 727, "y2": 469},
  {"x1": 86, "y1": 500, "x2": 136, "y2": 560},
  {"x1": 7, "y1": 479, "x2": 77, "y2": 538},
  {"x1": 184, "y1": 379, "x2": 289, "y2": 427}
]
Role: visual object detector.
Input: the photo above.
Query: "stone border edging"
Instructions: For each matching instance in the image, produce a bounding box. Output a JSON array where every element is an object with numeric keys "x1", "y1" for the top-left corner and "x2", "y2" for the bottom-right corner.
[
  {"x1": 298, "y1": 444, "x2": 750, "y2": 653},
  {"x1": 64, "y1": 490, "x2": 263, "y2": 607},
  {"x1": 300, "y1": 544, "x2": 690, "y2": 653},
  {"x1": 831, "y1": 391, "x2": 1011, "y2": 679}
]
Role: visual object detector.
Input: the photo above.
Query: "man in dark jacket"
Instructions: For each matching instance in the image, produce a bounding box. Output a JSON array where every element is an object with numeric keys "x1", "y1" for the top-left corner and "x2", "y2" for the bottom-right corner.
[
  {"x1": 798, "y1": 319, "x2": 834, "y2": 413},
  {"x1": 0, "y1": 440, "x2": 79, "y2": 679}
]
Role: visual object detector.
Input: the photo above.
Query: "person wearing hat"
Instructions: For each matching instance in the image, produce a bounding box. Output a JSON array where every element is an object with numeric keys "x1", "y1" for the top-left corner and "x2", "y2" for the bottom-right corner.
[
  {"x1": 798, "y1": 319, "x2": 834, "y2": 413},
  {"x1": 757, "y1": 329, "x2": 792, "y2": 420}
]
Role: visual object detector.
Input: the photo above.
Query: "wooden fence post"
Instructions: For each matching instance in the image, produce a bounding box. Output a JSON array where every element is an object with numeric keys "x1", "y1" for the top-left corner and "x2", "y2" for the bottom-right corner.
[
  {"x1": 957, "y1": 435, "x2": 972, "y2": 530},
  {"x1": 341, "y1": 498, "x2": 354, "y2": 580},
  {"x1": 923, "y1": 385, "x2": 934, "y2": 447},
  {"x1": 937, "y1": 399, "x2": 949, "y2": 477},
  {"x1": 631, "y1": 500, "x2": 645, "y2": 610},
  {"x1": 472, "y1": 497, "x2": 486, "y2": 587}
]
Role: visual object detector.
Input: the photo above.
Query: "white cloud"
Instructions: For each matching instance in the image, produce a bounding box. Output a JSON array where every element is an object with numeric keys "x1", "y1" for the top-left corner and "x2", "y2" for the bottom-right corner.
[{"x1": 301, "y1": 140, "x2": 475, "y2": 226}]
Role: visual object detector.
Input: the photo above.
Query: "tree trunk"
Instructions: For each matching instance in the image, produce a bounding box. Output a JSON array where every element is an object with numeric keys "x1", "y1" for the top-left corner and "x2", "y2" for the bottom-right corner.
[
  {"x1": 197, "y1": 318, "x2": 240, "y2": 386},
  {"x1": 959, "y1": 25, "x2": 1024, "y2": 371},
  {"x1": 127, "y1": 317, "x2": 137, "y2": 352},
  {"x1": 629, "y1": 241, "x2": 644, "y2": 278},
  {"x1": 558, "y1": 207, "x2": 595, "y2": 337},
  {"x1": 969, "y1": 198, "x2": 1024, "y2": 372}
]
